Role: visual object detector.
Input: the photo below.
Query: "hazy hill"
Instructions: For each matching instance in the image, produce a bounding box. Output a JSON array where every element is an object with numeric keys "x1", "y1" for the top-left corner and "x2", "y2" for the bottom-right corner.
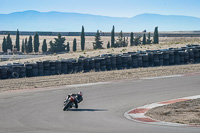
[{"x1": 0, "y1": 10, "x2": 200, "y2": 32}]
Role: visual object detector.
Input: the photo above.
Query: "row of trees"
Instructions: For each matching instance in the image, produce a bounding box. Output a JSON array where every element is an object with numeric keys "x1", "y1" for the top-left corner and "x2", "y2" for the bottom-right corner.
[
  {"x1": 1, "y1": 26, "x2": 159, "y2": 53},
  {"x1": 93, "y1": 26, "x2": 158, "y2": 49},
  {"x1": 2, "y1": 30, "x2": 41, "y2": 53}
]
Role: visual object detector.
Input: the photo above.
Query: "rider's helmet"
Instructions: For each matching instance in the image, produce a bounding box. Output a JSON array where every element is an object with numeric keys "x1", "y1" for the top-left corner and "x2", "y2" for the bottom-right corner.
[{"x1": 78, "y1": 92, "x2": 83, "y2": 96}]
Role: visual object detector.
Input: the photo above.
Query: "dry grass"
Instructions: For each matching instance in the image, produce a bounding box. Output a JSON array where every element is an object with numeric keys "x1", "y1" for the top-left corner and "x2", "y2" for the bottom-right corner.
[
  {"x1": 1, "y1": 35, "x2": 200, "y2": 65},
  {"x1": 146, "y1": 98, "x2": 200, "y2": 125},
  {"x1": 1, "y1": 35, "x2": 200, "y2": 52}
]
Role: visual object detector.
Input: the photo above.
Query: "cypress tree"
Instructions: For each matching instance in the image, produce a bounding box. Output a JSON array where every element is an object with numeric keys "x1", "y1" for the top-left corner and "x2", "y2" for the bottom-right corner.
[
  {"x1": 153, "y1": 27, "x2": 159, "y2": 44},
  {"x1": 66, "y1": 42, "x2": 70, "y2": 52},
  {"x1": 27, "y1": 36, "x2": 33, "y2": 53},
  {"x1": 25, "y1": 38, "x2": 28, "y2": 53},
  {"x1": 130, "y1": 32, "x2": 134, "y2": 46},
  {"x1": 107, "y1": 41, "x2": 110, "y2": 49},
  {"x1": 49, "y1": 40, "x2": 54, "y2": 52},
  {"x1": 111, "y1": 25, "x2": 115, "y2": 48},
  {"x1": 73, "y1": 38, "x2": 77, "y2": 52},
  {"x1": 16, "y1": 29, "x2": 20, "y2": 51},
  {"x1": 147, "y1": 32, "x2": 152, "y2": 44},
  {"x1": 42, "y1": 39, "x2": 47, "y2": 52},
  {"x1": 93, "y1": 30, "x2": 103, "y2": 49},
  {"x1": 81, "y1": 26, "x2": 85, "y2": 51},
  {"x1": 6, "y1": 33, "x2": 12, "y2": 51},
  {"x1": 142, "y1": 34, "x2": 146, "y2": 45},
  {"x1": 22, "y1": 39, "x2": 25, "y2": 53},
  {"x1": 34, "y1": 32, "x2": 40, "y2": 52},
  {"x1": 2, "y1": 37, "x2": 7, "y2": 53}
]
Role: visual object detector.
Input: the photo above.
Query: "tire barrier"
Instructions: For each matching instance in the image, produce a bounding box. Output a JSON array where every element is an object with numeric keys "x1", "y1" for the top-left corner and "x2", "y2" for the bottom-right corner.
[
  {"x1": 49, "y1": 61, "x2": 56, "y2": 75},
  {"x1": 78, "y1": 58, "x2": 84, "y2": 72},
  {"x1": 37, "y1": 61, "x2": 43, "y2": 76},
  {"x1": 0, "y1": 67, "x2": 8, "y2": 79},
  {"x1": 88, "y1": 58, "x2": 95, "y2": 71},
  {"x1": 61, "y1": 60, "x2": 68, "y2": 74},
  {"x1": 131, "y1": 54, "x2": 139, "y2": 68},
  {"x1": 111, "y1": 55, "x2": 116, "y2": 70},
  {"x1": 67, "y1": 59, "x2": 73, "y2": 74},
  {"x1": 25, "y1": 63, "x2": 33, "y2": 77},
  {"x1": 83, "y1": 58, "x2": 90, "y2": 72},
  {"x1": 116, "y1": 55, "x2": 122, "y2": 70},
  {"x1": 105, "y1": 56, "x2": 112, "y2": 71},
  {"x1": 43, "y1": 61, "x2": 50, "y2": 76},
  {"x1": 55, "y1": 61, "x2": 62, "y2": 74},
  {"x1": 19, "y1": 66, "x2": 26, "y2": 78},
  {"x1": 94, "y1": 58, "x2": 101, "y2": 71},
  {"x1": 100, "y1": 58, "x2": 106, "y2": 71},
  {"x1": 32, "y1": 63, "x2": 38, "y2": 77},
  {"x1": 2, "y1": 44, "x2": 200, "y2": 80}
]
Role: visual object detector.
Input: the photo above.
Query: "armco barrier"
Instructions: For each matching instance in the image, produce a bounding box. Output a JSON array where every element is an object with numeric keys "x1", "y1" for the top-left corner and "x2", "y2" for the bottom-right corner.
[{"x1": 1, "y1": 44, "x2": 200, "y2": 80}]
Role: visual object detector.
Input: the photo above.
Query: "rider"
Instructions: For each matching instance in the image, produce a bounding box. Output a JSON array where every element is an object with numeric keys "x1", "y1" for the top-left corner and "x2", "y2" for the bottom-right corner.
[{"x1": 66, "y1": 92, "x2": 83, "y2": 108}]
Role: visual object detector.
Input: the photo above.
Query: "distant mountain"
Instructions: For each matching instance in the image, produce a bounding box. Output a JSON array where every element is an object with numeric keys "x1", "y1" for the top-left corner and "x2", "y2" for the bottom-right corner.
[{"x1": 0, "y1": 10, "x2": 200, "y2": 32}]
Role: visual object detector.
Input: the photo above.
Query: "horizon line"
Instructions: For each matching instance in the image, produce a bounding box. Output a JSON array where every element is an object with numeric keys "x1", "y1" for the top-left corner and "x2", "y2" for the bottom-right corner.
[{"x1": 0, "y1": 10, "x2": 200, "y2": 19}]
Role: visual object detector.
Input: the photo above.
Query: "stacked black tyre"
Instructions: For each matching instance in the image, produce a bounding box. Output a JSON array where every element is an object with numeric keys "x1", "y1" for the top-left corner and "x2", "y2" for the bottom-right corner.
[
  {"x1": 55, "y1": 60, "x2": 62, "y2": 74},
  {"x1": 72, "y1": 60, "x2": 78, "y2": 73},
  {"x1": 37, "y1": 62, "x2": 44, "y2": 76},
  {"x1": 131, "y1": 54, "x2": 138, "y2": 68},
  {"x1": 0, "y1": 67, "x2": 8, "y2": 79},
  {"x1": 67, "y1": 59, "x2": 73, "y2": 74},
  {"x1": 25, "y1": 63, "x2": 33, "y2": 77},
  {"x1": 78, "y1": 58, "x2": 84, "y2": 72},
  {"x1": 116, "y1": 55, "x2": 122, "y2": 70},
  {"x1": 100, "y1": 58, "x2": 106, "y2": 71},
  {"x1": 142, "y1": 54, "x2": 149, "y2": 67},
  {"x1": 94, "y1": 58, "x2": 101, "y2": 71},
  {"x1": 43, "y1": 61, "x2": 50, "y2": 76},
  {"x1": 61, "y1": 60, "x2": 68, "y2": 74},
  {"x1": 83, "y1": 58, "x2": 90, "y2": 72},
  {"x1": 111, "y1": 55, "x2": 116, "y2": 70},
  {"x1": 88, "y1": 58, "x2": 95, "y2": 71},
  {"x1": 32, "y1": 63, "x2": 38, "y2": 77}
]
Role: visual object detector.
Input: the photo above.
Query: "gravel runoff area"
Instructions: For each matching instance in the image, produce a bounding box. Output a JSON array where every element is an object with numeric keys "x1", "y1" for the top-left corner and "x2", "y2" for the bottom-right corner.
[{"x1": 146, "y1": 98, "x2": 200, "y2": 125}]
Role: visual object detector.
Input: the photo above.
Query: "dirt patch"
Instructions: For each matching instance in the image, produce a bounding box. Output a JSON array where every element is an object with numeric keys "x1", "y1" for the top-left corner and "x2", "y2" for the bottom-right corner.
[
  {"x1": 0, "y1": 63, "x2": 200, "y2": 92},
  {"x1": 146, "y1": 98, "x2": 200, "y2": 125}
]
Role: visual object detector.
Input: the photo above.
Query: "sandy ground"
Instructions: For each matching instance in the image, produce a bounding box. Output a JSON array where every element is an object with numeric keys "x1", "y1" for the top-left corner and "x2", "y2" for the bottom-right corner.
[{"x1": 146, "y1": 98, "x2": 200, "y2": 125}]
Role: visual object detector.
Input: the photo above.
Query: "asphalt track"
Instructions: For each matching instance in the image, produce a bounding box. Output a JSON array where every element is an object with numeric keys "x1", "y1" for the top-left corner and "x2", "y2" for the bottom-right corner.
[{"x1": 0, "y1": 74, "x2": 200, "y2": 133}]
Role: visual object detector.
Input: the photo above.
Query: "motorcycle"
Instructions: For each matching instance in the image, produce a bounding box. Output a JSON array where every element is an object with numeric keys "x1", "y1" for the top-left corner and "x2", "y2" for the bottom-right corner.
[{"x1": 63, "y1": 95, "x2": 76, "y2": 111}]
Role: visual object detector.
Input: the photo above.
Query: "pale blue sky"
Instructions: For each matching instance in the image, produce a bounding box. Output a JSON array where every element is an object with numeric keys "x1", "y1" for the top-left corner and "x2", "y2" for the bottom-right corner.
[{"x1": 0, "y1": 0, "x2": 199, "y2": 18}]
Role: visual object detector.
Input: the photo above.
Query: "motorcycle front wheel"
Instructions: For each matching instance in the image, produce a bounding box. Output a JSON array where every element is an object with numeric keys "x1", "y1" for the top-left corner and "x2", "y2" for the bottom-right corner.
[{"x1": 63, "y1": 102, "x2": 72, "y2": 111}]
